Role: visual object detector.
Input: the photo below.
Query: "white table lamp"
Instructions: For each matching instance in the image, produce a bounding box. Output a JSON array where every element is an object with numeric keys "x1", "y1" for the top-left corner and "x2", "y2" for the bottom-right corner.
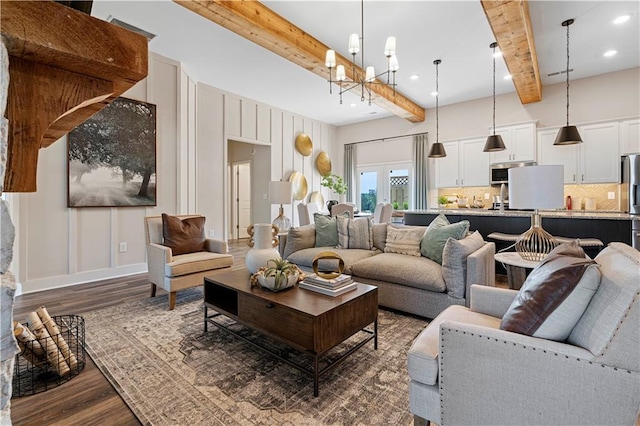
[
  {"x1": 509, "y1": 165, "x2": 564, "y2": 261},
  {"x1": 269, "y1": 181, "x2": 292, "y2": 232}
]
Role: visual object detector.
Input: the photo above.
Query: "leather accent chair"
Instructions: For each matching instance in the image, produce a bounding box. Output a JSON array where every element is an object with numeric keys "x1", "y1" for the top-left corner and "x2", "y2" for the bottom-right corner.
[{"x1": 144, "y1": 215, "x2": 233, "y2": 310}]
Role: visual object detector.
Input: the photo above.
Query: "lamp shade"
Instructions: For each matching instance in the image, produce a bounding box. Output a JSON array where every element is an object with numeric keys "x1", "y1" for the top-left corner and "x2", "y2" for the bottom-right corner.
[
  {"x1": 483, "y1": 134, "x2": 506, "y2": 152},
  {"x1": 269, "y1": 181, "x2": 292, "y2": 205},
  {"x1": 554, "y1": 125, "x2": 583, "y2": 145},
  {"x1": 428, "y1": 142, "x2": 447, "y2": 158},
  {"x1": 508, "y1": 165, "x2": 564, "y2": 210}
]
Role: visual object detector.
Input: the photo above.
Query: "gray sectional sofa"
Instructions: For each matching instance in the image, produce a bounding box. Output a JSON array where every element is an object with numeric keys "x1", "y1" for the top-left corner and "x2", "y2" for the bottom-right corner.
[{"x1": 283, "y1": 221, "x2": 496, "y2": 319}]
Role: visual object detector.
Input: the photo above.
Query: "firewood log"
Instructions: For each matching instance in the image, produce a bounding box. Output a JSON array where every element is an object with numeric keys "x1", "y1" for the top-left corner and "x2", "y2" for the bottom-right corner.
[
  {"x1": 16, "y1": 341, "x2": 46, "y2": 368},
  {"x1": 13, "y1": 321, "x2": 45, "y2": 357},
  {"x1": 26, "y1": 312, "x2": 70, "y2": 376},
  {"x1": 36, "y1": 306, "x2": 78, "y2": 370}
]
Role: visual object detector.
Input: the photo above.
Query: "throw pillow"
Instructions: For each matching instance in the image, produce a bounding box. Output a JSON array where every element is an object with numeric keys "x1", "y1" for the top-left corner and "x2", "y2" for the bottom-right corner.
[
  {"x1": 384, "y1": 226, "x2": 426, "y2": 257},
  {"x1": 500, "y1": 241, "x2": 601, "y2": 341},
  {"x1": 283, "y1": 224, "x2": 315, "y2": 259},
  {"x1": 420, "y1": 220, "x2": 470, "y2": 264},
  {"x1": 371, "y1": 223, "x2": 388, "y2": 252},
  {"x1": 442, "y1": 231, "x2": 485, "y2": 298},
  {"x1": 337, "y1": 216, "x2": 373, "y2": 250},
  {"x1": 161, "y1": 214, "x2": 206, "y2": 256},
  {"x1": 314, "y1": 213, "x2": 339, "y2": 247},
  {"x1": 426, "y1": 213, "x2": 450, "y2": 233}
]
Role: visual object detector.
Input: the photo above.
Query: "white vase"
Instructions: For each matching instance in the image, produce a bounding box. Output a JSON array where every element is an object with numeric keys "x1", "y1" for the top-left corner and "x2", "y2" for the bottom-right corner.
[{"x1": 245, "y1": 223, "x2": 281, "y2": 273}]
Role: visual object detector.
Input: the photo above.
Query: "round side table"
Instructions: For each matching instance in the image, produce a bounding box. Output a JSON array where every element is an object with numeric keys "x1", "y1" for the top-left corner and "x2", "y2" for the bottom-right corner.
[{"x1": 494, "y1": 252, "x2": 541, "y2": 290}]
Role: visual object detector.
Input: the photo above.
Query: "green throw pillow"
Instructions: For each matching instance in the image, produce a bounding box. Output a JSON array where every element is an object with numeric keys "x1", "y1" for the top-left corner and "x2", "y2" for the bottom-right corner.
[
  {"x1": 421, "y1": 220, "x2": 470, "y2": 264},
  {"x1": 314, "y1": 213, "x2": 342, "y2": 247}
]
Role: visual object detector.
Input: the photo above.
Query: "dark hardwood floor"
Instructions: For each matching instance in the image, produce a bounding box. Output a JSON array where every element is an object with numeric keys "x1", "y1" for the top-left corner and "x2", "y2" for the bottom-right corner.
[{"x1": 10, "y1": 239, "x2": 249, "y2": 426}]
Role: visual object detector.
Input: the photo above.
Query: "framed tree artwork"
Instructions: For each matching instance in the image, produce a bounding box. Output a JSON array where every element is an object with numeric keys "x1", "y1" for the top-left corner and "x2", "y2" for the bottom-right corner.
[{"x1": 67, "y1": 97, "x2": 157, "y2": 207}]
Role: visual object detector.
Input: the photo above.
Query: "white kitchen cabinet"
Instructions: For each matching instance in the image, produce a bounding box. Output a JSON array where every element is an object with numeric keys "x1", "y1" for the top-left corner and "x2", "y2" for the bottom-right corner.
[
  {"x1": 620, "y1": 119, "x2": 640, "y2": 155},
  {"x1": 435, "y1": 141, "x2": 459, "y2": 188},
  {"x1": 579, "y1": 122, "x2": 619, "y2": 184},
  {"x1": 435, "y1": 139, "x2": 489, "y2": 188},
  {"x1": 460, "y1": 138, "x2": 490, "y2": 187},
  {"x1": 490, "y1": 122, "x2": 537, "y2": 163},
  {"x1": 538, "y1": 122, "x2": 619, "y2": 184}
]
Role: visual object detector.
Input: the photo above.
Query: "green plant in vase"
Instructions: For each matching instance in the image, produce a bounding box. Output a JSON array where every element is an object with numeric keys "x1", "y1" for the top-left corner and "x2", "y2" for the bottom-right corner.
[
  {"x1": 321, "y1": 173, "x2": 347, "y2": 211},
  {"x1": 438, "y1": 196, "x2": 449, "y2": 207}
]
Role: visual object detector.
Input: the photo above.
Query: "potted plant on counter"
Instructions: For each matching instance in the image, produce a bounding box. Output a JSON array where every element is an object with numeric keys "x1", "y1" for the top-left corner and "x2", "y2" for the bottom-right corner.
[{"x1": 438, "y1": 196, "x2": 449, "y2": 208}]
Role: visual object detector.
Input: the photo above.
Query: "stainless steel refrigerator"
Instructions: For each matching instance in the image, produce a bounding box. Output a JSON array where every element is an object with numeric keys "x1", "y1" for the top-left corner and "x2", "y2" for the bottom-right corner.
[{"x1": 621, "y1": 154, "x2": 640, "y2": 249}]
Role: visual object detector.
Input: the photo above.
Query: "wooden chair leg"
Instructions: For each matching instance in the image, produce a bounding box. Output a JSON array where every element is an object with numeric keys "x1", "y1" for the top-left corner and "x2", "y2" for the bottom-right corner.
[
  {"x1": 150, "y1": 283, "x2": 157, "y2": 297},
  {"x1": 168, "y1": 291, "x2": 176, "y2": 310}
]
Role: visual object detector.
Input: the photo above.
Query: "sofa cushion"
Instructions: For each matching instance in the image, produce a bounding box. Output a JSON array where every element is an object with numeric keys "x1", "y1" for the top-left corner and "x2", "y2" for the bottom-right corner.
[
  {"x1": 568, "y1": 242, "x2": 640, "y2": 371},
  {"x1": 500, "y1": 241, "x2": 601, "y2": 341},
  {"x1": 161, "y1": 213, "x2": 205, "y2": 256},
  {"x1": 442, "y1": 231, "x2": 485, "y2": 299},
  {"x1": 286, "y1": 247, "x2": 378, "y2": 275},
  {"x1": 283, "y1": 224, "x2": 316, "y2": 259},
  {"x1": 408, "y1": 305, "x2": 501, "y2": 385},
  {"x1": 337, "y1": 216, "x2": 373, "y2": 250},
  {"x1": 384, "y1": 225, "x2": 426, "y2": 257},
  {"x1": 165, "y1": 251, "x2": 233, "y2": 277},
  {"x1": 314, "y1": 213, "x2": 339, "y2": 247},
  {"x1": 351, "y1": 253, "x2": 446, "y2": 292},
  {"x1": 371, "y1": 223, "x2": 388, "y2": 252},
  {"x1": 420, "y1": 220, "x2": 470, "y2": 264}
]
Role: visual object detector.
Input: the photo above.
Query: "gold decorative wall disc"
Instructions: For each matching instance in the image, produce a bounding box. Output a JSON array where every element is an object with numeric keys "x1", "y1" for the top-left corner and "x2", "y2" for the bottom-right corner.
[
  {"x1": 295, "y1": 133, "x2": 313, "y2": 156},
  {"x1": 309, "y1": 191, "x2": 324, "y2": 209},
  {"x1": 315, "y1": 151, "x2": 332, "y2": 177},
  {"x1": 289, "y1": 171, "x2": 308, "y2": 200}
]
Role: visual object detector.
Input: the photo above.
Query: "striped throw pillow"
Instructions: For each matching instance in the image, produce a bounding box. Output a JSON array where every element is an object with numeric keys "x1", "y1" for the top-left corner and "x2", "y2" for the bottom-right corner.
[{"x1": 337, "y1": 216, "x2": 373, "y2": 250}]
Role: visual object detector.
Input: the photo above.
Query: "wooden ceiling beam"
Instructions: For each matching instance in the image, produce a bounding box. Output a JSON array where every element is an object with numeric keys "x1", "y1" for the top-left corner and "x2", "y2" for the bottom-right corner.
[
  {"x1": 481, "y1": 0, "x2": 542, "y2": 104},
  {"x1": 174, "y1": 0, "x2": 425, "y2": 122}
]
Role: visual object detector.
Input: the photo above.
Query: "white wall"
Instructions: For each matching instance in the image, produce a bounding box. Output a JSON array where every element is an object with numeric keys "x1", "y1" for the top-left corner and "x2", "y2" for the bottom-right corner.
[
  {"x1": 12, "y1": 54, "x2": 337, "y2": 294},
  {"x1": 335, "y1": 67, "x2": 640, "y2": 202}
]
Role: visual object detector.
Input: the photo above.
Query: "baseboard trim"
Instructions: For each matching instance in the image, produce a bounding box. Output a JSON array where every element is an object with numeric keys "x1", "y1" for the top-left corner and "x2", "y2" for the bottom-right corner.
[{"x1": 20, "y1": 263, "x2": 148, "y2": 294}]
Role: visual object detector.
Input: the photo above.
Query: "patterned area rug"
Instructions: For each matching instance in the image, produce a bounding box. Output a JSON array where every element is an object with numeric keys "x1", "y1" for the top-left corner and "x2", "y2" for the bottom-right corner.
[{"x1": 83, "y1": 287, "x2": 429, "y2": 425}]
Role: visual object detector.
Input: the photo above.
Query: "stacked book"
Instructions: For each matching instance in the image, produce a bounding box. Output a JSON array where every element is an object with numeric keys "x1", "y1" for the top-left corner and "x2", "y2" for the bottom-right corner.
[{"x1": 299, "y1": 273, "x2": 357, "y2": 296}]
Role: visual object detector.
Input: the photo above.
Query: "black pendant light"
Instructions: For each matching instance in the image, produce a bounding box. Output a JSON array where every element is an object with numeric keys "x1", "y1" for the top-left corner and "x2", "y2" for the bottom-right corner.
[
  {"x1": 483, "y1": 42, "x2": 506, "y2": 152},
  {"x1": 554, "y1": 19, "x2": 583, "y2": 145},
  {"x1": 428, "y1": 59, "x2": 447, "y2": 158}
]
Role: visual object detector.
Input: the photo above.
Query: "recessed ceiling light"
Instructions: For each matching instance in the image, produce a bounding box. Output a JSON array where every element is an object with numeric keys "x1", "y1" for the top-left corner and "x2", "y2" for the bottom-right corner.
[
  {"x1": 492, "y1": 49, "x2": 502, "y2": 58},
  {"x1": 430, "y1": 91, "x2": 438, "y2": 97},
  {"x1": 349, "y1": 103, "x2": 357, "y2": 108},
  {"x1": 613, "y1": 15, "x2": 630, "y2": 24},
  {"x1": 503, "y1": 74, "x2": 512, "y2": 80},
  {"x1": 603, "y1": 50, "x2": 617, "y2": 57},
  {"x1": 410, "y1": 74, "x2": 420, "y2": 81}
]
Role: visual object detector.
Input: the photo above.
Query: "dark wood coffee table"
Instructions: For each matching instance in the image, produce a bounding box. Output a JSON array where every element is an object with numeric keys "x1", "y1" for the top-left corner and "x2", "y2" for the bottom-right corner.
[{"x1": 203, "y1": 268, "x2": 378, "y2": 397}]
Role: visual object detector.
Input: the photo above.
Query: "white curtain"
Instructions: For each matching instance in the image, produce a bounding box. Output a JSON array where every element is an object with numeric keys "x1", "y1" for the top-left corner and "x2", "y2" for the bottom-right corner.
[
  {"x1": 413, "y1": 133, "x2": 429, "y2": 210},
  {"x1": 344, "y1": 144, "x2": 355, "y2": 203}
]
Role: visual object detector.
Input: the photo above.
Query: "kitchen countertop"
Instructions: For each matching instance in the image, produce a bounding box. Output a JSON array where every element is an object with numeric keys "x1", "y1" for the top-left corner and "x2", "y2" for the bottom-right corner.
[{"x1": 406, "y1": 209, "x2": 639, "y2": 221}]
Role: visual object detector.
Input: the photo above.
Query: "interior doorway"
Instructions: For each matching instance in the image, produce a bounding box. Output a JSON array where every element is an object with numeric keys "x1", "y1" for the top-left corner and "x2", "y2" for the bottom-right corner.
[{"x1": 231, "y1": 161, "x2": 251, "y2": 239}]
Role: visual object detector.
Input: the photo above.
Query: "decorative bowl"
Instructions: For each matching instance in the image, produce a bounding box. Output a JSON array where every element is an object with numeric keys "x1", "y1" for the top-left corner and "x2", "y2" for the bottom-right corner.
[{"x1": 257, "y1": 272, "x2": 298, "y2": 292}]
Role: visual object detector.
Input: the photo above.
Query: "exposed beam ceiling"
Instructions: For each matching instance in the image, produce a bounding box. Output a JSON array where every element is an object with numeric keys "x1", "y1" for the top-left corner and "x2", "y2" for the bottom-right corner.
[
  {"x1": 481, "y1": 0, "x2": 542, "y2": 104},
  {"x1": 174, "y1": 0, "x2": 425, "y2": 123}
]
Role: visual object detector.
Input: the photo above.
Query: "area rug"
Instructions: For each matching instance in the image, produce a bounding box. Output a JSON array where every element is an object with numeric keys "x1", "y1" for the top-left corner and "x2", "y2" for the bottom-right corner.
[{"x1": 83, "y1": 287, "x2": 429, "y2": 425}]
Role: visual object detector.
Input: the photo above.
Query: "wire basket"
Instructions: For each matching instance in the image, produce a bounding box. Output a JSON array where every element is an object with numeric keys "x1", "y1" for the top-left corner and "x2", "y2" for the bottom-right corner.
[{"x1": 12, "y1": 314, "x2": 86, "y2": 397}]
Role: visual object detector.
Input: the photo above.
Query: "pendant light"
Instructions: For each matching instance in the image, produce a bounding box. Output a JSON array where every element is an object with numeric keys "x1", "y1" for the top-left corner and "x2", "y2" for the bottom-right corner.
[
  {"x1": 428, "y1": 59, "x2": 446, "y2": 158},
  {"x1": 554, "y1": 19, "x2": 583, "y2": 145},
  {"x1": 483, "y1": 42, "x2": 506, "y2": 152}
]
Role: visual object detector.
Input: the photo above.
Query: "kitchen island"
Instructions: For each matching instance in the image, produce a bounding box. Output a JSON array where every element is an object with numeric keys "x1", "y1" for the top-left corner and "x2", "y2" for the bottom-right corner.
[{"x1": 404, "y1": 209, "x2": 636, "y2": 262}]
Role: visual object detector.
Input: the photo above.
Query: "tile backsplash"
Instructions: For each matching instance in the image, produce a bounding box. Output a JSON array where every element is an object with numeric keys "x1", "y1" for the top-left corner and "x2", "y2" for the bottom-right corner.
[{"x1": 438, "y1": 183, "x2": 621, "y2": 211}]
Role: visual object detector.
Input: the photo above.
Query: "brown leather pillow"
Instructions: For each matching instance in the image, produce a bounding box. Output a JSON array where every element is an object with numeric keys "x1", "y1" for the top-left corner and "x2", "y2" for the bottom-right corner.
[
  {"x1": 500, "y1": 240, "x2": 600, "y2": 341},
  {"x1": 161, "y1": 214, "x2": 206, "y2": 255}
]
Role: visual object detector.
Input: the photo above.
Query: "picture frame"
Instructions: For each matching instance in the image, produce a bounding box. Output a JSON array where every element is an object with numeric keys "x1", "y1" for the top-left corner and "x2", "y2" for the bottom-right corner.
[{"x1": 67, "y1": 97, "x2": 157, "y2": 208}]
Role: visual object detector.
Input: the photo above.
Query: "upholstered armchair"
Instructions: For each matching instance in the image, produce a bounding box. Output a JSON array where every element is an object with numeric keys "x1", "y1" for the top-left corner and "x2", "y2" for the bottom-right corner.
[
  {"x1": 330, "y1": 203, "x2": 353, "y2": 218},
  {"x1": 144, "y1": 214, "x2": 233, "y2": 310},
  {"x1": 408, "y1": 242, "x2": 640, "y2": 425}
]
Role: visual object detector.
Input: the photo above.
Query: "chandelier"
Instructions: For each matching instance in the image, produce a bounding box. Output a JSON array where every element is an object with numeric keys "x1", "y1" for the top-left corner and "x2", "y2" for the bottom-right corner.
[{"x1": 324, "y1": 0, "x2": 399, "y2": 105}]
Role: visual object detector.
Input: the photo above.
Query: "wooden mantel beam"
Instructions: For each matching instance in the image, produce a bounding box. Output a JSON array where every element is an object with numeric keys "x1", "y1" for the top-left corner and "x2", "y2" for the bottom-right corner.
[
  {"x1": 174, "y1": 0, "x2": 425, "y2": 123},
  {"x1": 1, "y1": 0, "x2": 148, "y2": 192},
  {"x1": 481, "y1": 0, "x2": 542, "y2": 104}
]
